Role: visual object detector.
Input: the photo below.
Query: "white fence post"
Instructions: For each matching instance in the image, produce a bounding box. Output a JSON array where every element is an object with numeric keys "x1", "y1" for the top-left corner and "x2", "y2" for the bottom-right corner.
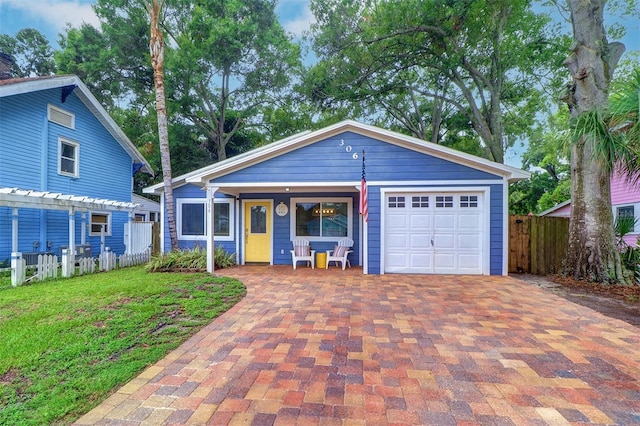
[
  {"x1": 11, "y1": 252, "x2": 25, "y2": 287},
  {"x1": 61, "y1": 249, "x2": 75, "y2": 278},
  {"x1": 99, "y1": 247, "x2": 116, "y2": 272}
]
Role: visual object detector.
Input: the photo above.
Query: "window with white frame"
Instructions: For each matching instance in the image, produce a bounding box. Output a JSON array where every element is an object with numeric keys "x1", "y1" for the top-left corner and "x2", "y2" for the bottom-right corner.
[
  {"x1": 292, "y1": 197, "x2": 352, "y2": 240},
  {"x1": 58, "y1": 138, "x2": 79, "y2": 177},
  {"x1": 90, "y1": 212, "x2": 111, "y2": 236},
  {"x1": 617, "y1": 205, "x2": 635, "y2": 232},
  {"x1": 177, "y1": 198, "x2": 234, "y2": 241}
]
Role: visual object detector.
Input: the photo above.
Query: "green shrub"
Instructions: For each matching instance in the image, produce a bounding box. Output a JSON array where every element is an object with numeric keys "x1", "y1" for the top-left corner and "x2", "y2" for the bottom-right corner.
[{"x1": 145, "y1": 246, "x2": 236, "y2": 272}]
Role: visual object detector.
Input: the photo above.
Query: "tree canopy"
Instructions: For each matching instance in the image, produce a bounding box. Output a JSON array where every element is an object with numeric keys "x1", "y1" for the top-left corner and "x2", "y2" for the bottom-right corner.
[{"x1": 305, "y1": 0, "x2": 569, "y2": 163}]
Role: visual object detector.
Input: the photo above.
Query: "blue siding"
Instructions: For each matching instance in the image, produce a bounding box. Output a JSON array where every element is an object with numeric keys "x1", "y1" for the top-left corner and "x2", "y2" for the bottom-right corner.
[
  {"x1": 0, "y1": 87, "x2": 136, "y2": 261},
  {"x1": 165, "y1": 129, "x2": 510, "y2": 274},
  {"x1": 214, "y1": 132, "x2": 500, "y2": 184}
]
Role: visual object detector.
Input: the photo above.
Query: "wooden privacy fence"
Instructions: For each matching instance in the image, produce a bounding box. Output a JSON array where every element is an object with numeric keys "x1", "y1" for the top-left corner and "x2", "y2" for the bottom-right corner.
[{"x1": 509, "y1": 215, "x2": 569, "y2": 275}]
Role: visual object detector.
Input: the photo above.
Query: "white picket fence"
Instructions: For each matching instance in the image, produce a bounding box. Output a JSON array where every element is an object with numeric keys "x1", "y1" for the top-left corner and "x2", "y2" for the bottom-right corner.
[
  {"x1": 99, "y1": 249, "x2": 117, "y2": 272},
  {"x1": 9, "y1": 248, "x2": 152, "y2": 287},
  {"x1": 36, "y1": 254, "x2": 58, "y2": 281},
  {"x1": 119, "y1": 250, "x2": 151, "y2": 268}
]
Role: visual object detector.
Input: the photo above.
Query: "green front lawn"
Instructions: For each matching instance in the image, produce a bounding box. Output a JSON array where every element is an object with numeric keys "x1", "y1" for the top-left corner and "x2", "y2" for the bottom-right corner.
[{"x1": 0, "y1": 267, "x2": 246, "y2": 425}]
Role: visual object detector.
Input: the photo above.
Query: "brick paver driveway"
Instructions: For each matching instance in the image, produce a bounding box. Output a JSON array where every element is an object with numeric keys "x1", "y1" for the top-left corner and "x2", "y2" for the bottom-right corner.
[{"x1": 76, "y1": 266, "x2": 640, "y2": 425}]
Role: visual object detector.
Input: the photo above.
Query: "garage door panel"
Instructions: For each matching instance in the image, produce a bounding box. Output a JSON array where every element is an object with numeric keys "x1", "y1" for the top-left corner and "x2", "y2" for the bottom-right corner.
[
  {"x1": 434, "y1": 214, "x2": 455, "y2": 229},
  {"x1": 386, "y1": 253, "x2": 408, "y2": 269},
  {"x1": 434, "y1": 253, "x2": 455, "y2": 269},
  {"x1": 410, "y1": 214, "x2": 432, "y2": 229},
  {"x1": 410, "y1": 234, "x2": 431, "y2": 249},
  {"x1": 386, "y1": 234, "x2": 409, "y2": 249},
  {"x1": 410, "y1": 253, "x2": 432, "y2": 269},
  {"x1": 459, "y1": 254, "x2": 481, "y2": 268},
  {"x1": 458, "y1": 234, "x2": 481, "y2": 249},
  {"x1": 435, "y1": 234, "x2": 455, "y2": 249},
  {"x1": 384, "y1": 192, "x2": 485, "y2": 275},
  {"x1": 387, "y1": 214, "x2": 408, "y2": 230},
  {"x1": 458, "y1": 214, "x2": 481, "y2": 228}
]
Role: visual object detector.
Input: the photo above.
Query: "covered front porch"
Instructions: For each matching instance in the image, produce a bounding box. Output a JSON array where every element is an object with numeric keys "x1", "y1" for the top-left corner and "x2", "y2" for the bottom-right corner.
[{"x1": 163, "y1": 181, "x2": 368, "y2": 274}]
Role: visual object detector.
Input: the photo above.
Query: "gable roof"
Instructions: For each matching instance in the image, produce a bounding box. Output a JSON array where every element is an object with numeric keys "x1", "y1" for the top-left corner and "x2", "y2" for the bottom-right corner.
[
  {"x1": 0, "y1": 75, "x2": 153, "y2": 175},
  {"x1": 144, "y1": 120, "x2": 529, "y2": 194},
  {"x1": 538, "y1": 199, "x2": 572, "y2": 217}
]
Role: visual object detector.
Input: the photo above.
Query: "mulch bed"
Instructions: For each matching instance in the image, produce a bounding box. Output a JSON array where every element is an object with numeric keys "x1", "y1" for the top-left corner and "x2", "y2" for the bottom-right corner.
[{"x1": 551, "y1": 275, "x2": 640, "y2": 304}]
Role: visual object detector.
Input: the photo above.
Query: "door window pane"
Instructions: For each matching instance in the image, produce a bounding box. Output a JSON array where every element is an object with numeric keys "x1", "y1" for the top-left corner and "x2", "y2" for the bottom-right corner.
[{"x1": 251, "y1": 206, "x2": 267, "y2": 234}]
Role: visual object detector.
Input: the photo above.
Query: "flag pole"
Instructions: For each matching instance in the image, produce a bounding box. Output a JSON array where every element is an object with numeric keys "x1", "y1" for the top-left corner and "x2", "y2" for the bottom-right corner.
[{"x1": 360, "y1": 150, "x2": 368, "y2": 274}]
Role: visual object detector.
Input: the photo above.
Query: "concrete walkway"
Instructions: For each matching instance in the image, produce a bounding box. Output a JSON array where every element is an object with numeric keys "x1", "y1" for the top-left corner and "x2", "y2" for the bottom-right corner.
[{"x1": 76, "y1": 266, "x2": 640, "y2": 425}]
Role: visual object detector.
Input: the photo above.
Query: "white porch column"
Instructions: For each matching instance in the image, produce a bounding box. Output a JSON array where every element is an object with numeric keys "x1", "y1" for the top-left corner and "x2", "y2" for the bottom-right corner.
[
  {"x1": 80, "y1": 212, "x2": 87, "y2": 245},
  {"x1": 11, "y1": 208, "x2": 18, "y2": 253},
  {"x1": 206, "y1": 186, "x2": 219, "y2": 274},
  {"x1": 68, "y1": 207, "x2": 76, "y2": 255},
  {"x1": 126, "y1": 212, "x2": 134, "y2": 255}
]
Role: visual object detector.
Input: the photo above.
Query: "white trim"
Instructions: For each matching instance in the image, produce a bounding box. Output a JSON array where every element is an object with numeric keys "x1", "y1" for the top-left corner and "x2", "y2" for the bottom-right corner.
[
  {"x1": 58, "y1": 137, "x2": 79, "y2": 178},
  {"x1": 89, "y1": 211, "x2": 112, "y2": 237},
  {"x1": 48, "y1": 104, "x2": 75, "y2": 129},
  {"x1": 165, "y1": 179, "x2": 503, "y2": 193},
  {"x1": 379, "y1": 186, "x2": 491, "y2": 275},
  {"x1": 241, "y1": 199, "x2": 274, "y2": 265},
  {"x1": 212, "y1": 198, "x2": 234, "y2": 241},
  {"x1": 289, "y1": 197, "x2": 353, "y2": 242},
  {"x1": 502, "y1": 177, "x2": 509, "y2": 276}
]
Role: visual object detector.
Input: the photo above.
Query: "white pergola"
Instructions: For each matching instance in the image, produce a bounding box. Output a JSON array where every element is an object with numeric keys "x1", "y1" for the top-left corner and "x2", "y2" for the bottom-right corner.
[{"x1": 0, "y1": 187, "x2": 139, "y2": 256}]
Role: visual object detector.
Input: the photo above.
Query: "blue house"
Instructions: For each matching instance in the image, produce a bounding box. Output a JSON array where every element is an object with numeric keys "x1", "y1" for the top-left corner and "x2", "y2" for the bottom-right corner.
[
  {"x1": 0, "y1": 75, "x2": 152, "y2": 265},
  {"x1": 144, "y1": 121, "x2": 528, "y2": 275}
]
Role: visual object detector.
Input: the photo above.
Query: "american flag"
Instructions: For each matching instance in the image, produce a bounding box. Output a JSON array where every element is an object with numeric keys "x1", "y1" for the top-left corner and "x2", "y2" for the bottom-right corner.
[{"x1": 360, "y1": 150, "x2": 368, "y2": 223}]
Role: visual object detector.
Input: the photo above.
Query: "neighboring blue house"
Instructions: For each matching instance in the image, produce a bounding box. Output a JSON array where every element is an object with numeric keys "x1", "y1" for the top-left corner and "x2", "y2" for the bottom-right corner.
[
  {"x1": 144, "y1": 121, "x2": 528, "y2": 275},
  {"x1": 0, "y1": 75, "x2": 152, "y2": 265}
]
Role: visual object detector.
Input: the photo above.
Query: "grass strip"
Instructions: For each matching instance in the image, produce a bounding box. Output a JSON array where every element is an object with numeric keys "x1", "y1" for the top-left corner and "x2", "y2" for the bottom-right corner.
[{"x1": 0, "y1": 266, "x2": 246, "y2": 425}]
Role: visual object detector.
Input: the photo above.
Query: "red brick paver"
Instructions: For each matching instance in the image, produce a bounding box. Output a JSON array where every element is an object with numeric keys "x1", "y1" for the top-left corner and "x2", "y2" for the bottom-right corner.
[{"x1": 75, "y1": 266, "x2": 640, "y2": 425}]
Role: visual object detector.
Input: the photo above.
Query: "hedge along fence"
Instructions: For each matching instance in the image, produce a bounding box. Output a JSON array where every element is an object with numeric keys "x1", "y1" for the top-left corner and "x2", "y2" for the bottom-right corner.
[{"x1": 509, "y1": 215, "x2": 570, "y2": 275}]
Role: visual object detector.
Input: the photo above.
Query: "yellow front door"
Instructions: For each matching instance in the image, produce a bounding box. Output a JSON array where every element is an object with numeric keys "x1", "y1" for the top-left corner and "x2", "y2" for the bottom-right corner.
[{"x1": 244, "y1": 201, "x2": 271, "y2": 263}]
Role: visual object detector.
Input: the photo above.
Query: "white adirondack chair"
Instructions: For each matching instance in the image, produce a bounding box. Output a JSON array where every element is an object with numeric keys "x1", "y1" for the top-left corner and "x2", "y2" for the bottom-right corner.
[
  {"x1": 326, "y1": 238, "x2": 353, "y2": 270},
  {"x1": 290, "y1": 238, "x2": 315, "y2": 269}
]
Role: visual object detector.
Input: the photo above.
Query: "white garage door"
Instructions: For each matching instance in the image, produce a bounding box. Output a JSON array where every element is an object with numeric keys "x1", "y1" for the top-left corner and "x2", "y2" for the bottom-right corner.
[{"x1": 384, "y1": 192, "x2": 485, "y2": 274}]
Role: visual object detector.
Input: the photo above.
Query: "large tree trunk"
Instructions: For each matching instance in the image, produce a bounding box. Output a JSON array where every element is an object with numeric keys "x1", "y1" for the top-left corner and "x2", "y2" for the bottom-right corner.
[
  {"x1": 563, "y1": 0, "x2": 625, "y2": 282},
  {"x1": 149, "y1": 0, "x2": 178, "y2": 251}
]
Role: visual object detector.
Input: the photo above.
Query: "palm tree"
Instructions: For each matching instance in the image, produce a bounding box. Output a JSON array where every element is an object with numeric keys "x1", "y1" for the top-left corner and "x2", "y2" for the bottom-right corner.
[{"x1": 148, "y1": 0, "x2": 178, "y2": 250}]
